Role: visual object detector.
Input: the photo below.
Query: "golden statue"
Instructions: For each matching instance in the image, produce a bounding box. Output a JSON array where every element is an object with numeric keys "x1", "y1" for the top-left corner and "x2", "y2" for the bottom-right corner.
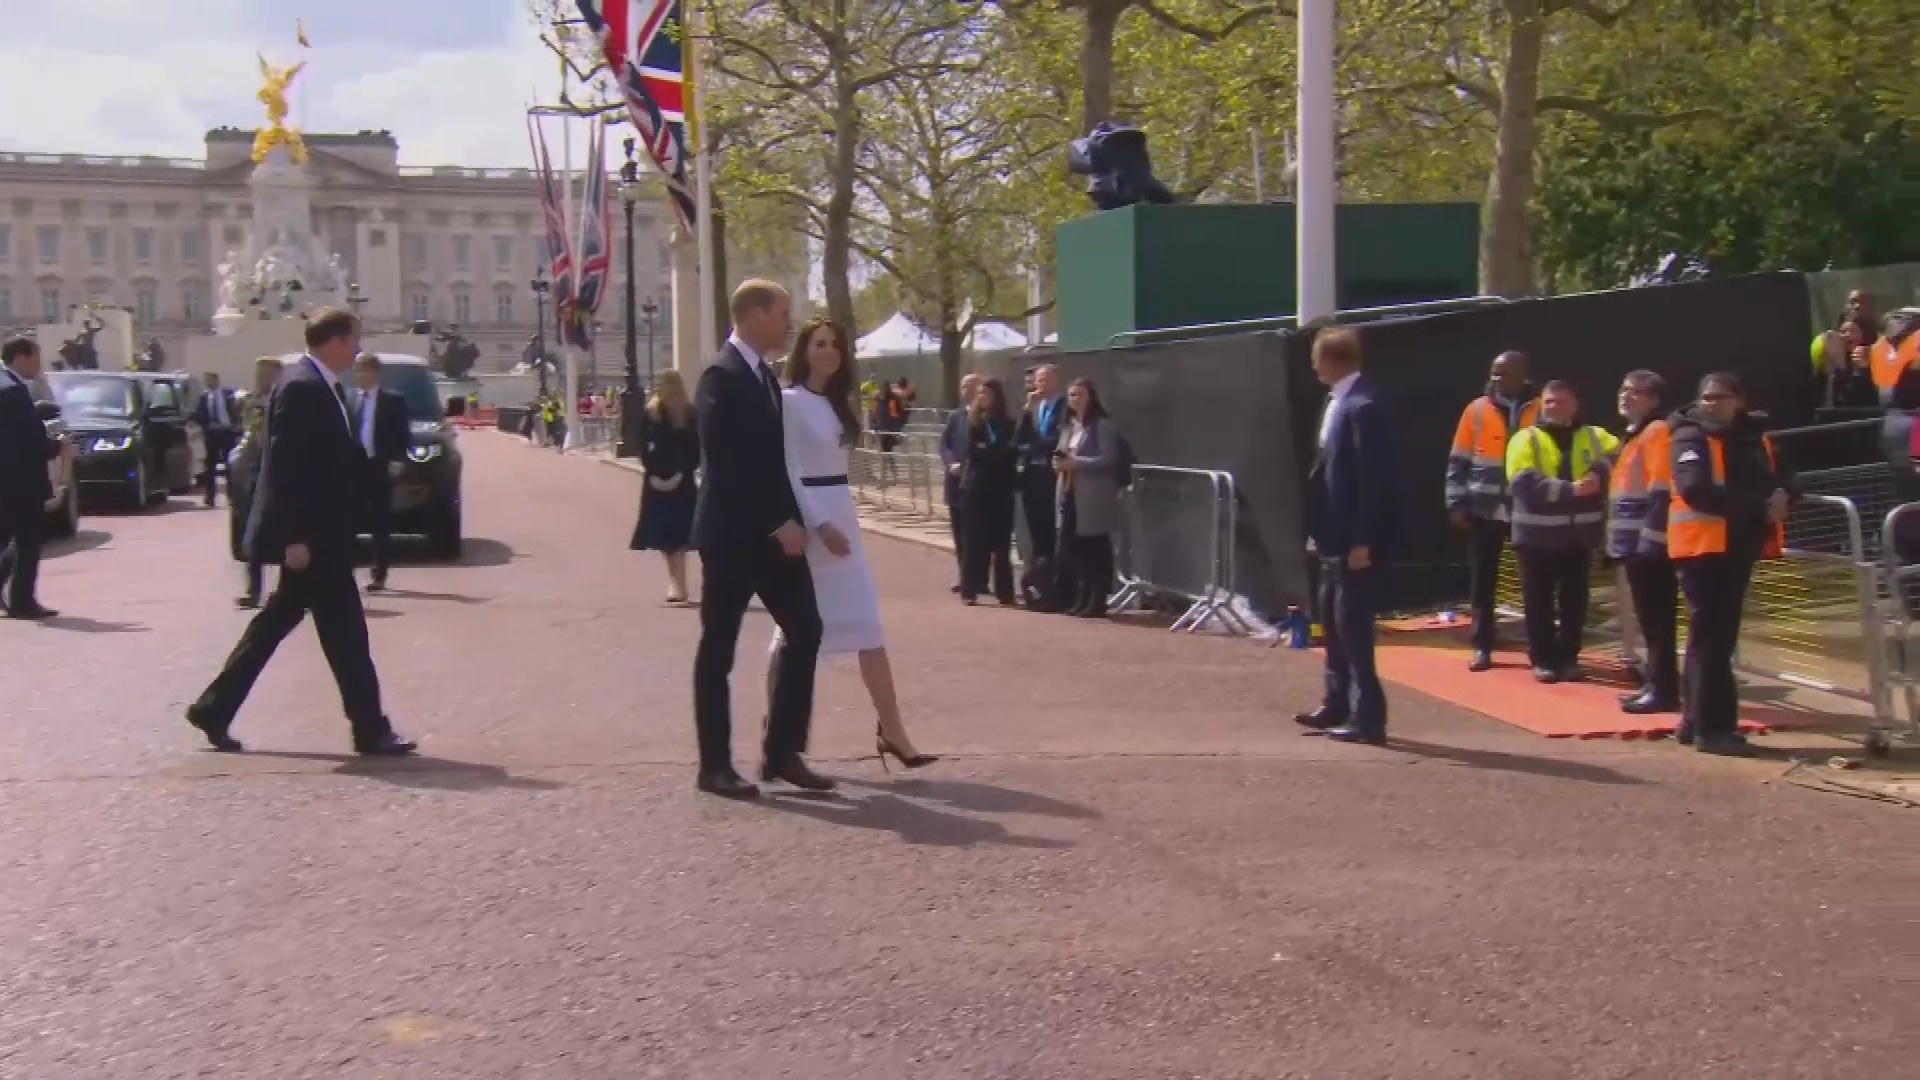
[{"x1": 251, "y1": 54, "x2": 309, "y2": 165}]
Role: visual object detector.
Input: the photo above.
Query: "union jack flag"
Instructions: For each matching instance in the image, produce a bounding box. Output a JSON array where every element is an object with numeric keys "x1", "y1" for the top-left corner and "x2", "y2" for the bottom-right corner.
[
  {"x1": 564, "y1": 119, "x2": 614, "y2": 348},
  {"x1": 528, "y1": 115, "x2": 576, "y2": 320},
  {"x1": 577, "y1": 0, "x2": 697, "y2": 227}
]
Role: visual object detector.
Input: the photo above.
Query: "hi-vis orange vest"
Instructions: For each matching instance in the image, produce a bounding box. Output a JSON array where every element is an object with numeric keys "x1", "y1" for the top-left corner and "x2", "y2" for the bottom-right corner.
[
  {"x1": 1445, "y1": 395, "x2": 1542, "y2": 521},
  {"x1": 1667, "y1": 434, "x2": 1784, "y2": 560},
  {"x1": 1869, "y1": 334, "x2": 1919, "y2": 391}
]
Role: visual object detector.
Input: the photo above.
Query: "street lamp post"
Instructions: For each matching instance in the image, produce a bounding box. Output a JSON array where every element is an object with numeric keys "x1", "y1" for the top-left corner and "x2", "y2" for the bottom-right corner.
[
  {"x1": 530, "y1": 268, "x2": 551, "y2": 398},
  {"x1": 641, "y1": 297, "x2": 659, "y2": 387},
  {"x1": 617, "y1": 136, "x2": 643, "y2": 458},
  {"x1": 345, "y1": 281, "x2": 368, "y2": 322}
]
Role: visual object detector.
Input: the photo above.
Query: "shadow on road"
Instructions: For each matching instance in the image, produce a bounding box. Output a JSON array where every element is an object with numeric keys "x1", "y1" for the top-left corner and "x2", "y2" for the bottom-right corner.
[
  {"x1": 241, "y1": 750, "x2": 564, "y2": 793},
  {"x1": 844, "y1": 776, "x2": 1100, "y2": 820},
  {"x1": 37, "y1": 614, "x2": 147, "y2": 634},
  {"x1": 373, "y1": 587, "x2": 490, "y2": 604},
  {"x1": 44, "y1": 529, "x2": 112, "y2": 559},
  {"x1": 1389, "y1": 738, "x2": 1645, "y2": 786},
  {"x1": 386, "y1": 537, "x2": 518, "y2": 569},
  {"x1": 755, "y1": 791, "x2": 1072, "y2": 849}
]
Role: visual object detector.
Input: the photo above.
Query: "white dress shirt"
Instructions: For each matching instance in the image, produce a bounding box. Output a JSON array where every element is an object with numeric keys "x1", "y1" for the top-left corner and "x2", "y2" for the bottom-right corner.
[
  {"x1": 306, "y1": 355, "x2": 352, "y2": 429},
  {"x1": 1318, "y1": 371, "x2": 1360, "y2": 448},
  {"x1": 208, "y1": 388, "x2": 230, "y2": 427}
]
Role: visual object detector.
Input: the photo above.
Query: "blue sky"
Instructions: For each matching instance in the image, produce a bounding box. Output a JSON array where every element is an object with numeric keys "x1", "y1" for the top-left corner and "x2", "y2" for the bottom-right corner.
[{"x1": 0, "y1": 0, "x2": 600, "y2": 167}]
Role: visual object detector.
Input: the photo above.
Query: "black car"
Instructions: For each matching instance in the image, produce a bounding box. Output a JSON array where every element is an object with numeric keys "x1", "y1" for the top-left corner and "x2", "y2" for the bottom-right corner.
[
  {"x1": 228, "y1": 353, "x2": 464, "y2": 560},
  {"x1": 131, "y1": 372, "x2": 206, "y2": 494},
  {"x1": 45, "y1": 371, "x2": 195, "y2": 509}
]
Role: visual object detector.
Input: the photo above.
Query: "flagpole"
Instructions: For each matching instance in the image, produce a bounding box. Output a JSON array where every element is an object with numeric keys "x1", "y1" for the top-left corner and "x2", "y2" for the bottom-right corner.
[
  {"x1": 560, "y1": 107, "x2": 582, "y2": 451},
  {"x1": 688, "y1": 1, "x2": 719, "y2": 363}
]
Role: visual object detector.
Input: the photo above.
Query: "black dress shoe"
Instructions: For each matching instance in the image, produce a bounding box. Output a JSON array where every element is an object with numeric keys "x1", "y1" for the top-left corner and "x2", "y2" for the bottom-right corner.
[
  {"x1": 1293, "y1": 707, "x2": 1346, "y2": 732},
  {"x1": 1325, "y1": 724, "x2": 1388, "y2": 747},
  {"x1": 1532, "y1": 666, "x2": 1560, "y2": 684},
  {"x1": 1619, "y1": 691, "x2": 1679, "y2": 715},
  {"x1": 1556, "y1": 665, "x2": 1585, "y2": 683},
  {"x1": 235, "y1": 593, "x2": 259, "y2": 610},
  {"x1": 760, "y1": 757, "x2": 836, "y2": 792},
  {"x1": 1673, "y1": 724, "x2": 1696, "y2": 746},
  {"x1": 366, "y1": 579, "x2": 386, "y2": 594},
  {"x1": 5, "y1": 604, "x2": 57, "y2": 620},
  {"x1": 1696, "y1": 734, "x2": 1757, "y2": 758},
  {"x1": 185, "y1": 706, "x2": 244, "y2": 753},
  {"x1": 697, "y1": 769, "x2": 761, "y2": 798},
  {"x1": 354, "y1": 731, "x2": 419, "y2": 756},
  {"x1": 1468, "y1": 649, "x2": 1493, "y2": 672}
]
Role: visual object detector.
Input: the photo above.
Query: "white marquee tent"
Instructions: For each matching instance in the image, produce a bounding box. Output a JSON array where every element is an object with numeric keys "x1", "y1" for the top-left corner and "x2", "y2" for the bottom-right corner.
[{"x1": 855, "y1": 312, "x2": 1029, "y2": 358}]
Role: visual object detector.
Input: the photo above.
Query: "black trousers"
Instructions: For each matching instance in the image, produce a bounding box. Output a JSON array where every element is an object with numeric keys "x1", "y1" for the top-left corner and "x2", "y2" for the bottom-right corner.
[
  {"x1": 1320, "y1": 556, "x2": 1387, "y2": 730},
  {"x1": 1678, "y1": 552, "x2": 1756, "y2": 739},
  {"x1": 944, "y1": 475, "x2": 964, "y2": 585},
  {"x1": 1465, "y1": 517, "x2": 1509, "y2": 652},
  {"x1": 243, "y1": 560, "x2": 266, "y2": 601},
  {"x1": 1624, "y1": 556, "x2": 1680, "y2": 699},
  {"x1": 364, "y1": 466, "x2": 392, "y2": 582},
  {"x1": 0, "y1": 505, "x2": 44, "y2": 613},
  {"x1": 694, "y1": 544, "x2": 822, "y2": 773},
  {"x1": 1516, "y1": 545, "x2": 1591, "y2": 670},
  {"x1": 202, "y1": 429, "x2": 236, "y2": 504},
  {"x1": 960, "y1": 486, "x2": 1015, "y2": 601},
  {"x1": 193, "y1": 557, "x2": 388, "y2": 736},
  {"x1": 1020, "y1": 464, "x2": 1057, "y2": 565}
]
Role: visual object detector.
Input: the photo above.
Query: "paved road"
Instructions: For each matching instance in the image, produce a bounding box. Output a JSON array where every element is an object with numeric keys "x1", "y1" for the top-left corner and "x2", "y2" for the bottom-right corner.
[{"x1": 2, "y1": 432, "x2": 1913, "y2": 1079}]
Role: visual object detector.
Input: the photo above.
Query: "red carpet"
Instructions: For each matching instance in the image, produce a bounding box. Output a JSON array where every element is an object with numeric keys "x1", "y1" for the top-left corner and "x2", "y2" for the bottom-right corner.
[{"x1": 1374, "y1": 645, "x2": 1827, "y2": 740}]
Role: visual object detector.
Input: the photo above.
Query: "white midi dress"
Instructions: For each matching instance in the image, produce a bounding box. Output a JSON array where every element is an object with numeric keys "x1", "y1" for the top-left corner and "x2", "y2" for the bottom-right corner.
[{"x1": 769, "y1": 386, "x2": 886, "y2": 656}]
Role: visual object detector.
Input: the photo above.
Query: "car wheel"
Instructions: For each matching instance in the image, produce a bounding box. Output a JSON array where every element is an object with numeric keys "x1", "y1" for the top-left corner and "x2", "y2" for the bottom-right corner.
[
  {"x1": 427, "y1": 505, "x2": 463, "y2": 560},
  {"x1": 129, "y1": 457, "x2": 149, "y2": 509}
]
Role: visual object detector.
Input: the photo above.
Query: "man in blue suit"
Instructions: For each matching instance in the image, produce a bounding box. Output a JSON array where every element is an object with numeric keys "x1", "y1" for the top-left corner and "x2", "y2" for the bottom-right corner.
[{"x1": 1294, "y1": 327, "x2": 1396, "y2": 745}]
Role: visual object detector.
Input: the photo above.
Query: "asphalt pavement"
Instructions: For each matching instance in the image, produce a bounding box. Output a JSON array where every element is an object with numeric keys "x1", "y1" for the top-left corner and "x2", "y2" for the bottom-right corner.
[{"x1": 0, "y1": 431, "x2": 1913, "y2": 1079}]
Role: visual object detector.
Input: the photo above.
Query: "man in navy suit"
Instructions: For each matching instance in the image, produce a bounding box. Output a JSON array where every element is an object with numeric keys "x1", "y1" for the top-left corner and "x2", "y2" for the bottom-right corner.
[{"x1": 1294, "y1": 327, "x2": 1396, "y2": 745}]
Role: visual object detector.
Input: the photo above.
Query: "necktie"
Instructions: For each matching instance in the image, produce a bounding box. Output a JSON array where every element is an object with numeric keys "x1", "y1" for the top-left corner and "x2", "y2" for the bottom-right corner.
[{"x1": 760, "y1": 363, "x2": 782, "y2": 410}]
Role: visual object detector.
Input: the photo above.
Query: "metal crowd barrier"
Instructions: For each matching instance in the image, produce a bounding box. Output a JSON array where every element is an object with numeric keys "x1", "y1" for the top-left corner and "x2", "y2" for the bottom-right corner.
[
  {"x1": 1108, "y1": 465, "x2": 1250, "y2": 635},
  {"x1": 1874, "y1": 504, "x2": 1920, "y2": 756},
  {"x1": 850, "y1": 441, "x2": 943, "y2": 517}
]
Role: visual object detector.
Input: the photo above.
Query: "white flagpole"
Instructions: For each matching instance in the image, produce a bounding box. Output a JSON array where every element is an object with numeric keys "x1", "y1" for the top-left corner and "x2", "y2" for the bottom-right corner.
[
  {"x1": 560, "y1": 110, "x2": 582, "y2": 450},
  {"x1": 689, "y1": 3, "x2": 719, "y2": 362},
  {"x1": 1296, "y1": 0, "x2": 1337, "y2": 323}
]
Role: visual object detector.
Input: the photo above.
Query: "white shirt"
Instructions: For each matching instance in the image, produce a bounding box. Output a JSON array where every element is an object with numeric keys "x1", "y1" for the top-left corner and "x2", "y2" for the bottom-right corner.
[
  {"x1": 306, "y1": 355, "x2": 352, "y2": 429},
  {"x1": 357, "y1": 390, "x2": 378, "y2": 456},
  {"x1": 729, "y1": 333, "x2": 779, "y2": 403},
  {"x1": 207, "y1": 388, "x2": 229, "y2": 426},
  {"x1": 1318, "y1": 371, "x2": 1359, "y2": 448}
]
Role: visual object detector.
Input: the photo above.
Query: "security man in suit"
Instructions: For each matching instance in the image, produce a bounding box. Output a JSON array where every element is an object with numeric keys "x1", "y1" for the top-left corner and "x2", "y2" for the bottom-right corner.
[
  {"x1": 1506, "y1": 380, "x2": 1618, "y2": 684},
  {"x1": 1446, "y1": 351, "x2": 1541, "y2": 672},
  {"x1": 1293, "y1": 328, "x2": 1397, "y2": 746},
  {"x1": 350, "y1": 353, "x2": 410, "y2": 592},
  {"x1": 1014, "y1": 364, "x2": 1067, "y2": 608},
  {"x1": 0, "y1": 336, "x2": 60, "y2": 619},
  {"x1": 938, "y1": 373, "x2": 982, "y2": 591},
  {"x1": 191, "y1": 372, "x2": 240, "y2": 507}
]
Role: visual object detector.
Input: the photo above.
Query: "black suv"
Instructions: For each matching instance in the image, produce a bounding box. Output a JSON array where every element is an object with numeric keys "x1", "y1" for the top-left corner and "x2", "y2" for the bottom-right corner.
[
  {"x1": 45, "y1": 371, "x2": 197, "y2": 509},
  {"x1": 229, "y1": 353, "x2": 465, "y2": 560}
]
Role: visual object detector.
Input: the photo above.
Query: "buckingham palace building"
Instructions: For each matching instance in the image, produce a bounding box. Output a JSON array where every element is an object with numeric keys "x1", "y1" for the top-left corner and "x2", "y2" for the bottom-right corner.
[{"x1": 0, "y1": 128, "x2": 680, "y2": 373}]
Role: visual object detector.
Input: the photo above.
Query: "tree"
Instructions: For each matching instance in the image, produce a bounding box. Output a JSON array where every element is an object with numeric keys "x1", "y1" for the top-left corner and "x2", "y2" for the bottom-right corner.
[
  {"x1": 853, "y1": 10, "x2": 1058, "y2": 404},
  {"x1": 708, "y1": 0, "x2": 972, "y2": 337}
]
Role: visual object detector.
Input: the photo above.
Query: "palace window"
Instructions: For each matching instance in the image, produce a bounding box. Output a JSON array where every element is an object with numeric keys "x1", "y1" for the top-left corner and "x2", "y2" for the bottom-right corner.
[
  {"x1": 410, "y1": 291, "x2": 428, "y2": 321},
  {"x1": 133, "y1": 229, "x2": 154, "y2": 266},
  {"x1": 494, "y1": 236, "x2": 513, "y2": 269},
  {"x1": 0, "y1": 290, "x2": 12, "y2": 322},
  {"x1": 184, "y1": 289, "x2": 202, "y2": 322},
  {"x1": 453, "y1": 236, "x2": 471, "y2": 272},
  {"x1": 40, "y1": 287, "x2": 60, "y2": 322},
  {"x1": 405, "y1": 236, "x2": 426, "y2": 265},
  {"x1": 0, "y1": 225, "x2": 10, "y2": 262},
  {"x1": 181, "y1": 230, "x2": 204, "y2": 264},
  {"x1": 37, "y1": 225, "x2": 59, "y2": 264},
  {"x1": 495, "y1": 293, "x2": 512, "y2": 323},
  {"x1": 136, "y1": 289, "x2": 157, "y2": 324},
  {"x1": 453, "y1": 291, "x2": 471, "y2": 324}
]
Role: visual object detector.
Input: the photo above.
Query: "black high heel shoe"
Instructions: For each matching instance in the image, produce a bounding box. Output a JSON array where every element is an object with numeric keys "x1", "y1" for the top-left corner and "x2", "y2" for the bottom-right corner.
[{"x1": 876, "y1": 726, "x2": 939, "y2": 772}]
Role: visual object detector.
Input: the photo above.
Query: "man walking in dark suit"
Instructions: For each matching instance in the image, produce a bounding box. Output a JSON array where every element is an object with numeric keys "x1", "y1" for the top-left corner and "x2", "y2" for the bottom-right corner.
[
  {"x1": 185, "y1": 309, "x2": 416, "y2": 757},
  {"x1": 690, "y1": 279, "x2": 831, "y2": 799},
  {"x1": 350, "y1": 353, "x2": 410, "y2": 592},
  {"x1": 1294, "y1": 328, "x2": 1396, "y2": 745},
  {"x1": 191, "y1": 372, "x2": 239, "y2": 507},
  {"x1": 0, "y1": 336, "x2": 60, "y2": 619}
]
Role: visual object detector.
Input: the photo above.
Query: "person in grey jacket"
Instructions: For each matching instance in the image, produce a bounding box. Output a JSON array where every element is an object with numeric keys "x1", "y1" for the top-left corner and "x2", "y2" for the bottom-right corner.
[
  {"x1": 1054, "y1": 376, "x2": 1125, "y2": 618},
  {"x1": 938, "y1": 373, "x2": 981, "y2": 591}
]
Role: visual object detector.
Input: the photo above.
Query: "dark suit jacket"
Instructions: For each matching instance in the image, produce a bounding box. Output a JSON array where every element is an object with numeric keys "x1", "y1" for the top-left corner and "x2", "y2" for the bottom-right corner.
[
  {"x1": 689, "y1": 343, "x2": 801, "y2": 554},
  {"x1": 0, "y1": 372, "x2": 54, "y2": 512},
  {"x1": 191, "y1": 388, "x2": 239, "y2": 432},
  {"x1": 1015, "y1": 394, "x2": 1066, "y2": 468},
  {"x1": 244, "y1": 357, "x2": 365, "y2": 566},
  {"x1": 355, "y1": 388, "x2": 409, "y2": 466},
  {"x1": 1307, "y1": 374, "x2": 1397, "y2": 560}
]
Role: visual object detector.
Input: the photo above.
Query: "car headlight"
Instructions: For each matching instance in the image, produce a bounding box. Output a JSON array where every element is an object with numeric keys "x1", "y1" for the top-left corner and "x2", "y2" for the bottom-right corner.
[
  {"x1": 90, "y1": 435, "x2": 132, "y2": 452},
  {"x1": 405, "y1": 443, "x2": 442, "y2": 463}
]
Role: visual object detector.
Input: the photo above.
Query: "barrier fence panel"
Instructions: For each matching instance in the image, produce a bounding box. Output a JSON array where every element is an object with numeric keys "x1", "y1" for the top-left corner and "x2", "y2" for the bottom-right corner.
[
  {"x1": 850, "y1": 445, "x2": 943, "y2": 518},
  {"x1": 1109, "y1": 465, "x2": 1249, "y2": 636},
  {"x1": 1736, "y1": 494, "x2": 1880, "y2": 705},
  {"x1": 1876, "y1": 504, "x2": 1920, "y2": 755}
]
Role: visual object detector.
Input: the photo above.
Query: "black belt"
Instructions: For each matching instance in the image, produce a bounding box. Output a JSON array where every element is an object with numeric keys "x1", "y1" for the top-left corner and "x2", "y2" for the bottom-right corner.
[{"x1": 801, "y1": 474, "x2": 848, "y2": 487}]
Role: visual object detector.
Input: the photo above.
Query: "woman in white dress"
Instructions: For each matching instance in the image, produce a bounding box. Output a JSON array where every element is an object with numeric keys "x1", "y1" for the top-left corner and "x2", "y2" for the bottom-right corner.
[{"x1": 766, "y1": 317, "x2": 936, "y2": 770}]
